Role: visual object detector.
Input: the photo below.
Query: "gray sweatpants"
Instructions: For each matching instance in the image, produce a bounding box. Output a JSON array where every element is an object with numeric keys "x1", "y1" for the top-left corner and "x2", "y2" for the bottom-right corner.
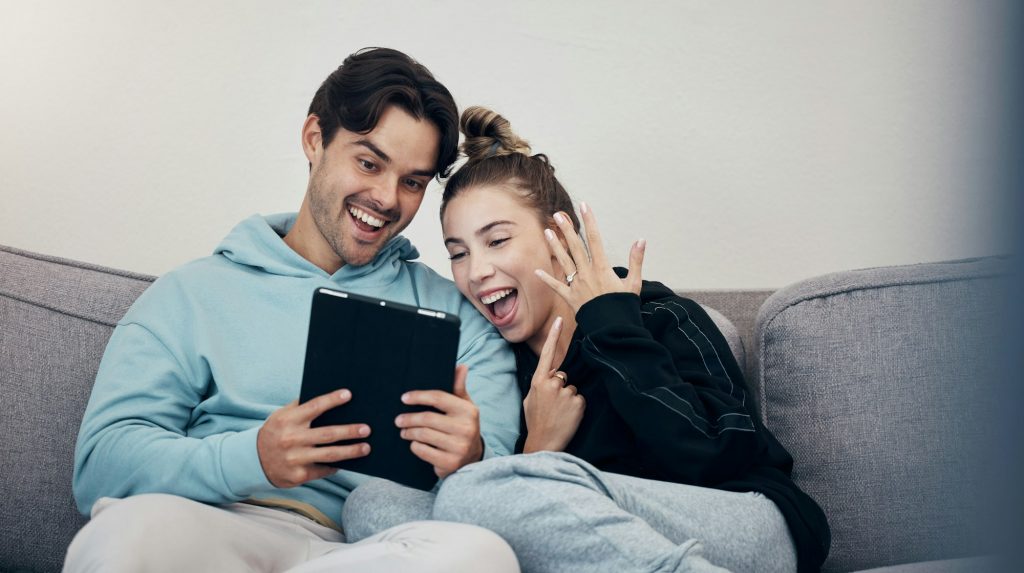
[{"x1": 343, "y1": 452, "x2": 797, "y2": 573}]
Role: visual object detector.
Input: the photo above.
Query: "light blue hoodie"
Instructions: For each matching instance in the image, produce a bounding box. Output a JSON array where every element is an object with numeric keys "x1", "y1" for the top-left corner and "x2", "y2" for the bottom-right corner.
[{"x1": 72, "y1": 213, "x2": 520, "y2": 527}]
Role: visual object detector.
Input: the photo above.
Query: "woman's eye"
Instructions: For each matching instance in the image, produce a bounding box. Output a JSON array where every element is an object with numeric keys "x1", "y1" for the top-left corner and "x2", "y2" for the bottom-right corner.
[
  {"x1": 448, "y1": 252, "x2": 467, "y2": 261},
  {"x1": 489, "y1": 238, "x2": 509, "y2": 248}
]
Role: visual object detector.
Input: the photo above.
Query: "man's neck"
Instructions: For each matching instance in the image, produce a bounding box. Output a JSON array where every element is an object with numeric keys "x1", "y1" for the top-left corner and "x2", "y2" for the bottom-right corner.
[{"x1": 283, "y1": 199, "x2": 344, "y2": 275}]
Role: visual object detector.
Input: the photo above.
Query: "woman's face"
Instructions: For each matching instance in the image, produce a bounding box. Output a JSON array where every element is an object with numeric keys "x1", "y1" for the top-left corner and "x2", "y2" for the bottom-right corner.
[{"x1": 442, "y1": 185, "x2": 564, "y2": 346}]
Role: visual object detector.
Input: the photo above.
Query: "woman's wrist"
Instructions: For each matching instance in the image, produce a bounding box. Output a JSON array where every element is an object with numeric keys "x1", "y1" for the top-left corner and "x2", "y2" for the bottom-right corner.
[{"x1": 522, "y1": 434, "x2": 562, "y2": 454}]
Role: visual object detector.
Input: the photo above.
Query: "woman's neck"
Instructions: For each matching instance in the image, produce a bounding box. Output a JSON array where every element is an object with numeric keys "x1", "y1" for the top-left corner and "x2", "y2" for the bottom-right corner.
[{"x1": 527, "y1": 297, "x2": 577, "y2": 369}]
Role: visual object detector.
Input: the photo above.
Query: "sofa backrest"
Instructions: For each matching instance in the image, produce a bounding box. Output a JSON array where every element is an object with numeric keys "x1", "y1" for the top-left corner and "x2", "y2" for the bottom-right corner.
[
  {"x1": 755, "y1": 257, "x2": 1005, "y2": 572},
  {"x1": 0, "y1": 246, "x2": 155, "y2": 573},
  {"x1": 0, "y1": 244, "x2": 762, "y2": 573}
]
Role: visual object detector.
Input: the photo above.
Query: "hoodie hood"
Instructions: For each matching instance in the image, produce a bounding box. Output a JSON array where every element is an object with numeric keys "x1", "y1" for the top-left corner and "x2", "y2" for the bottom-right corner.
[{"x1": 215, "y1": 212, "x2": 420, "y2": 283}]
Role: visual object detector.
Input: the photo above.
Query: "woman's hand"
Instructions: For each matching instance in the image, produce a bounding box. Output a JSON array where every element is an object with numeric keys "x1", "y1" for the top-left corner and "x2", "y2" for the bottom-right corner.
[
  {"x1": 522, "y1": 317, "x2": 586, "y2": 453},
  {"x1": 535, "y1": 202, "x2": 646, "y2": 314}
]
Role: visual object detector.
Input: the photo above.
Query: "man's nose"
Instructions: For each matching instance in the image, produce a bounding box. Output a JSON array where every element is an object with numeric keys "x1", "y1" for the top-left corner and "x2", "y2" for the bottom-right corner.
[{"x1": 367, "y1": 176, "x2": 400, "y2": 210}]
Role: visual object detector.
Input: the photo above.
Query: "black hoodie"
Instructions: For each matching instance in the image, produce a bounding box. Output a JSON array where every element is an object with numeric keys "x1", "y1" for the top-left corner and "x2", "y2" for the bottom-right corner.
[{"x1": 513, "y1": 276, "x2": 831, "y2": 572}]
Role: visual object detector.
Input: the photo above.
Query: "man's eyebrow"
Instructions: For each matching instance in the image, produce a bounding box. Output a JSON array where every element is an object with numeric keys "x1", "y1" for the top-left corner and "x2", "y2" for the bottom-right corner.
[
  {"x1": 355, "y1": 138, "x2": 434, "y2": 178},
  {"x1": 443, "y1": 220, "x2": 516, "y2": 246},
  {"x1": 354, "y1": 139, "x2": 391, "y2": 164}
]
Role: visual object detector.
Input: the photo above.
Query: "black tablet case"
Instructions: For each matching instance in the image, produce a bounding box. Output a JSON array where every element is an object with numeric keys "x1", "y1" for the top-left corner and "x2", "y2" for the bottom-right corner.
[{"x1": 299, "y1": 288, "x2": 461, "y2": 490}]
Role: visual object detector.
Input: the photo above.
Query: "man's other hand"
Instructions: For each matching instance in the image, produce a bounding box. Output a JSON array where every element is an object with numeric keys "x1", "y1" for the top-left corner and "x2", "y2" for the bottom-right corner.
[
  {"x1": 396, "y1": 365, "x2": 483, "y2": 478},
  {"x1": 257, "y1": 389, "x2": 370, "y2": 488}
]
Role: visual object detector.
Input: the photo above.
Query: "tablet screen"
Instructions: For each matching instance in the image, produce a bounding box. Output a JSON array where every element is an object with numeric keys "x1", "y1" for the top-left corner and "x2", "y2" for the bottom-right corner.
[{"x1": 298, "y1": 287, "x2": 460, "y2": 490}]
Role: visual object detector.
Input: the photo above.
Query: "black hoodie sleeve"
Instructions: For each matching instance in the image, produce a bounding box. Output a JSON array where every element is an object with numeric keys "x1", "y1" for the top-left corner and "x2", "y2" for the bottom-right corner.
[{"x1": 573, "y1": 286, "x2": 763, "y2": 485}]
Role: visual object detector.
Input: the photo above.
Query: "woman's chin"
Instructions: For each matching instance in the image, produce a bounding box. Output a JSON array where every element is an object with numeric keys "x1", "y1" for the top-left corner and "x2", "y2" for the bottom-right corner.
[{"x1": 495, "y1": 323, "x2": 527, "y2": 344}]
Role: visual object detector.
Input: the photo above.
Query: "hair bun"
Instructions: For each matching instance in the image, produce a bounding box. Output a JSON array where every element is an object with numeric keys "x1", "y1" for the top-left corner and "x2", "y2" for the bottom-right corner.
[{"x1": 460, "y1": 106, "x2": 532, "y2": 162}]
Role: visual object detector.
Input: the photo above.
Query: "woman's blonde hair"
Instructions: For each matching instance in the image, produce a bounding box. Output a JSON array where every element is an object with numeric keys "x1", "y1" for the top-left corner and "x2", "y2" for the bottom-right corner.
[{"x1": 440, "y1": 106, "x2": 580, "y2": 231}]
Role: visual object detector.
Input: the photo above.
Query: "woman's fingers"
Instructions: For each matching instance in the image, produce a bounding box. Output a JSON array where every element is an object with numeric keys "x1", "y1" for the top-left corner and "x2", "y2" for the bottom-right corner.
[
  {"x1": 579, "y1": 203, "x2": 608, "y2": 268},
  {"x1": 533, "y1": 316, "x2": 563, "y2": 378},
  {"x1": 543, "y1": 228, "x2": 578, "y2": 279},
  {"x1": 627, "y1": 238, "x2": 646, "y2": 294},
  {"x1": 534, "y1": 268, "x2": 570, "y2": 299},
  {"x1": 552, "y1": 212, "x2": 590, "y2": 270}
]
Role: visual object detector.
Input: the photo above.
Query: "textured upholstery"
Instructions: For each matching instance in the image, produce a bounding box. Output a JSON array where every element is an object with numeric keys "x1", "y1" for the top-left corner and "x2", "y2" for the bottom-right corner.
[
  {"x1": 755, "y1": 258, "x2": 1005, "y2": 572},
  {"x1": 851, "y1": 555, "x2": 996, "y2": 572},
  {"x1": 0, "y1": 246, "x2": 154, "y2": 573},
  {"x1": 1, "y1": 243, "x2": 1001, "y2": 572}
]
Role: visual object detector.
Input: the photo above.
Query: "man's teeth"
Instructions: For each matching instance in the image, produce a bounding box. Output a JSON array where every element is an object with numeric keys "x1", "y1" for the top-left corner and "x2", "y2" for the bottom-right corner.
[
  {"x1": 349, "y1": 206, "x2": 386, "y2": 228},
  {"x1": 481, "y1": 289, "x2": 514, "y2": 305}
]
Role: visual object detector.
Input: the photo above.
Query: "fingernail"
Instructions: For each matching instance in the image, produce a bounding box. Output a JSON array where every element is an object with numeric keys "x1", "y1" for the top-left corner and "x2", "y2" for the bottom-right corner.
[
  {"x1": 544, "y1": 229, "x2": 555, "y2": 241},
  {"x1": 400, "y1": 429, "x2": 407, "y2": 439},
  {"x1": 637, "y1": 238, "x2": 646, "y2": 250},
  {"x1": 580, "y1": 202, "x2": 589, "y2": 214},
  {"x1": 362, "y1": 444, "x2": 371, "y2": 454},
  {"x1": 339, "y1": 389, "x2": 351, "y2": 400},
  {"x1": 395, "y1": 415, "x2": 404, "y2": 426},
  {"x1": 359, "y1": 425, "x2": 370, "y2": 437},
  {"x1": 553, "y1": 316, "x2": 563, "y2": 330},
  {"x1": 401, "y1": 392, "x2": 411, "y2": 403},
  {"x1": 553, "y1": 212, "x2": 566, "y2": 224},
  {"x1": 534, "y1": 269, "x2": 545, "y2": 278}
]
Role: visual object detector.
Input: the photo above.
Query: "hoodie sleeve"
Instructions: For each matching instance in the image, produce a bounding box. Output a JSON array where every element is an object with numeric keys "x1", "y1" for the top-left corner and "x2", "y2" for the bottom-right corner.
[
  {"x1": 72, "y1": 292, "x2": 272, "y2": 516},
  {"x1": 455, "y1": 299, "x2": 521, "y2": 460},
  {"x1": 574, "y1": 290, "x2": 762, "y2": 484}
]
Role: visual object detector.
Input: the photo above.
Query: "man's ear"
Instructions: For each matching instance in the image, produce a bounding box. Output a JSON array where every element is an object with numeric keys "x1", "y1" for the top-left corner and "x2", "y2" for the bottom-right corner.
[{"x1": 301, "y1": 114, "x2": 324, "y2": 166}]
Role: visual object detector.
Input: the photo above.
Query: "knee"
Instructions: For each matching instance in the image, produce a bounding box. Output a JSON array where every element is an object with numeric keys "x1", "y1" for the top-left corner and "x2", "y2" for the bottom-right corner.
[
  {"x1": 342, "y1": 479, "x2": 434, "y2": 543},
  {"x1": 434, "y1": 452, "x2": 588, "y2": 525},
  {"x1": 389, "y1": 521, "x2": 519, "y2": 573},
  {"x1": 63, "y1": 494, "x2": 211, "y2": 572},
  {"x1": 433, "y1": 458, "x2": 513, "y2": 523}
]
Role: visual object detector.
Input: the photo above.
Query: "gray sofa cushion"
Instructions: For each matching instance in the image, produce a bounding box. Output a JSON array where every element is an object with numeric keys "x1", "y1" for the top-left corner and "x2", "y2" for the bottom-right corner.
[
  {"x1": 851, "y1": 555, "x2": 996, "y2": 572},
  {"x1": 0, "y1": 246, "x2": 154, "y2": 573},
  {"x1": 755, "y1": 258, "x2": 1006, "y2": 572}
]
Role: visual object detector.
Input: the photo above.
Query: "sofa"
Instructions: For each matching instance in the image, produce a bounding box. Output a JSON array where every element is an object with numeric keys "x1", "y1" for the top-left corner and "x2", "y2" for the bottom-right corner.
[{"x1": 0, "y1": 243, "x2": 1005, "y2": 572}]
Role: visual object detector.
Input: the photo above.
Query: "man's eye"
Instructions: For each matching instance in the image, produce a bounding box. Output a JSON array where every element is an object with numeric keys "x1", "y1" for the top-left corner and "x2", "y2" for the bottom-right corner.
[
  {"x1": 404, "y1": 178, "x2": 424, "y2": 191},
  {"x1": 358, "y1": 159, "x2": 377, "y2": 171},
  {"x1": 448, "y1": 252, "x2": 467, "y2": 261}
]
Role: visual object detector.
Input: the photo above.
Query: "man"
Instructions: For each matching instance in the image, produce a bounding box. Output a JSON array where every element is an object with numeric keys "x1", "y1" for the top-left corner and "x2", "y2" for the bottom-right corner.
[{"x1": 64, "y1": 48, "x2": 521, "y2": 573}]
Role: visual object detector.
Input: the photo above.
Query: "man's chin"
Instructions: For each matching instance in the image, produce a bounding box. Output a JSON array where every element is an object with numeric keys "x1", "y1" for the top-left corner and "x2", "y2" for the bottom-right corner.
[{"x1": 338, "y1": 241, "x2": 386, "y2": 267}]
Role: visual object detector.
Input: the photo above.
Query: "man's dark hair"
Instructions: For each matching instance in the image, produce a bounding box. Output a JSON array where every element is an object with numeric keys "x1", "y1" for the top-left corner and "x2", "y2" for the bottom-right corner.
[{"x1": 308, "y1": 47, "x2": 459, "y2": 179}]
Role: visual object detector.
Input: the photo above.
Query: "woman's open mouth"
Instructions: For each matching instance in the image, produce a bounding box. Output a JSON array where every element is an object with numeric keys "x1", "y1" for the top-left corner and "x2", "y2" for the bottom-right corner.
[{"x1": 480, "y1": 287, "x2": 519, "y2": 327}]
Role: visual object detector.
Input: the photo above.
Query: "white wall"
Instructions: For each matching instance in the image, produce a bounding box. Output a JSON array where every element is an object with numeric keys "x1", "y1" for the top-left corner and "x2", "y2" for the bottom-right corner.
[{"x1": 0, "y1": 0, "x2": 1012, "y2": 289}]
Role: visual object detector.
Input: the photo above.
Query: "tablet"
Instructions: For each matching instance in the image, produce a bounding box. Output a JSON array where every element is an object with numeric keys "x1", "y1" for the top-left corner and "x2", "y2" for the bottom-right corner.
[{"x1": 298, "y1": 287, "x2": 461, "y2": 490}]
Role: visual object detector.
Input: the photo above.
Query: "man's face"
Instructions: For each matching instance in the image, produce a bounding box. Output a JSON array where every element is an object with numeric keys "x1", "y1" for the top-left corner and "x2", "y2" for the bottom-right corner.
[{"x1": 305, "y1": 105, "x2": 440, "y2": 267}]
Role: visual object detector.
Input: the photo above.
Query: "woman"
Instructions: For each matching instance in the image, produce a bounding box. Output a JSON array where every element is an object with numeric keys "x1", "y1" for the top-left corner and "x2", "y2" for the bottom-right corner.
[{"x1": 345, "y1": 107, "x2": 830, "y2": 573}]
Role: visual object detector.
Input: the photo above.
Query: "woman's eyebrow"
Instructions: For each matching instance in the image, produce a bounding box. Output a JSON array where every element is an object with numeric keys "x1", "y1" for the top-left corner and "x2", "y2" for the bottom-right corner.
[
  {"x1": 476, "y1": 220, "x2": 515, "y2": 235},
  {"x1": 443, "y1": 220, "x2": 516, "y2": 247}
]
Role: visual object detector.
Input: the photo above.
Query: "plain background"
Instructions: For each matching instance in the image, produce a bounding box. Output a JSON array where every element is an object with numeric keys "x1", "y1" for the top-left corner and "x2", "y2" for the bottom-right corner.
[{"x1": 0, "y1": 0, "x2": 1015, "y2": 289}]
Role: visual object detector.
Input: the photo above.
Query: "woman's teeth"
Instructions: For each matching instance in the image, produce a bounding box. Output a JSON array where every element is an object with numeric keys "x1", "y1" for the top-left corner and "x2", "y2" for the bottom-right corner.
[
  {"x1": 481, "y1": 288, "x2": 514, "y2": 305},
  {"x1": 349, "y1": 206, "x2": 386, "y2": 228}
]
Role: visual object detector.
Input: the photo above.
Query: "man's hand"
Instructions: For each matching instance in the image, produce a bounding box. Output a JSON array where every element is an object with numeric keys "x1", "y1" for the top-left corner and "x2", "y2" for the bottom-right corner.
[
  {"x1": 522, "y1": 317, "x2": 586, "y2": 453},
  {"x1": 257, "y1": 389, "x2": 371, "y2": 488},
  {"x1": 396, "y1": 365, "x2": 483, "y2": 478}
]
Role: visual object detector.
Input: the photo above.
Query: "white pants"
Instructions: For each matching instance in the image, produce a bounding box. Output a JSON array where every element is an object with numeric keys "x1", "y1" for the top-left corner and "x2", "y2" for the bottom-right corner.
[{"x1": 63, "y1": 494, "x2": 519, "y2": 573}]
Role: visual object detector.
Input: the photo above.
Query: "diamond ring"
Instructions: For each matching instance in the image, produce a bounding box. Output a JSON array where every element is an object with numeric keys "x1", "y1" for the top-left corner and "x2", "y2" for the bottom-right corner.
[{"x1": 565, "y1": 271, "x2": 578, "y2": 285}]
